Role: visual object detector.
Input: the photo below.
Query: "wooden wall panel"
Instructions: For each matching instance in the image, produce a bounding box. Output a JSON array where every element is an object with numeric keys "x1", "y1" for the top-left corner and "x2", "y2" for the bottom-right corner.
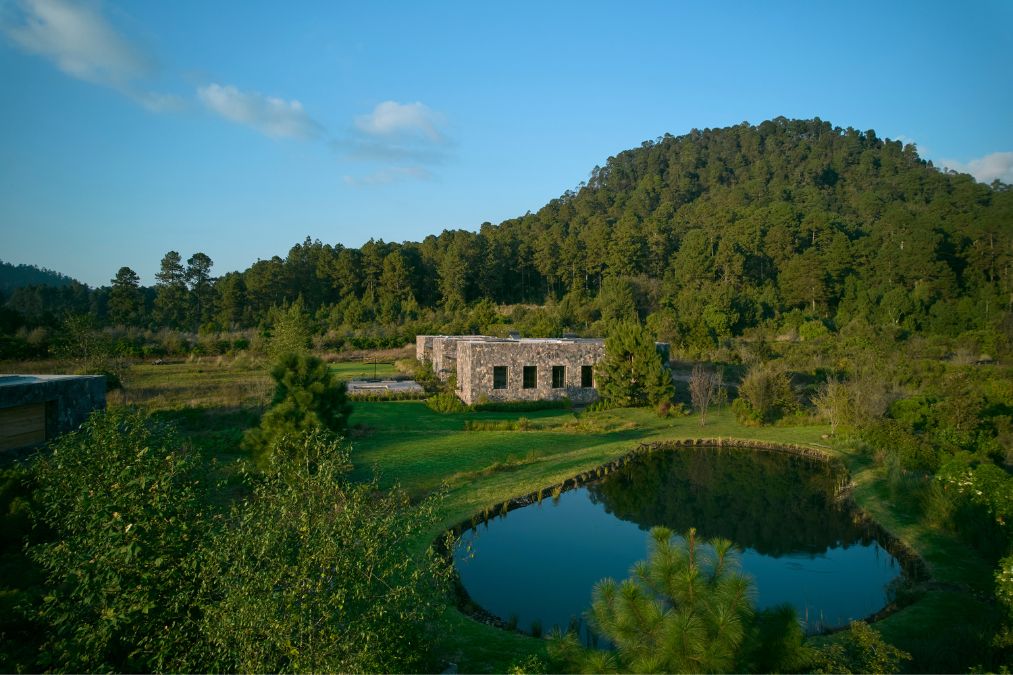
[{"x1": 0, "y1": 402, "x2": 47, "y2": 451}]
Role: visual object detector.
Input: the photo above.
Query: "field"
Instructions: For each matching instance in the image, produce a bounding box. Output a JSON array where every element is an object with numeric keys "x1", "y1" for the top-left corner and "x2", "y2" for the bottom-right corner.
[{"x1": 35, "y1": 357, "x2": 1001, "y2": 672}]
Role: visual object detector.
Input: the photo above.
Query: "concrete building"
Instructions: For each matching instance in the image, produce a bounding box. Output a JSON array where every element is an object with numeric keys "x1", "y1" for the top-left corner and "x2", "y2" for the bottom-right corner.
[
  {"x1": 0, "y1": 374, "x2": 106, "y2": 452},
  {"x1": 417, "y1": 335, "x2": 606, "y2": 405}
]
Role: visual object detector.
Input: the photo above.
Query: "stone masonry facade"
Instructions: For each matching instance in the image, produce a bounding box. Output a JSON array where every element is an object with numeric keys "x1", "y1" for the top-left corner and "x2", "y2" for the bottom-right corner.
[{"x1": 417, "y1": 335, "x2": 606, "y2": 405}]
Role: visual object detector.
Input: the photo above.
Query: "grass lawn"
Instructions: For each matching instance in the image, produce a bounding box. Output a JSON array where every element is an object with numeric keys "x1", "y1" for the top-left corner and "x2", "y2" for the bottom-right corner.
[
  {"x1": 329, "y1": 360, "x2": 400, "y2": 380},
  {"x1": 123, "y1": 357, "x2": 272, "y2": 409}
]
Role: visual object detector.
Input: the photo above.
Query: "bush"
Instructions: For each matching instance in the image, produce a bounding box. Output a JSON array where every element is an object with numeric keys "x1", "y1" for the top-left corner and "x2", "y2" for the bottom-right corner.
[
  {"x1": 425, "y1": 393, "x2": 469, "y2": 414},
  {"x1": 734, "y1": 362, "x2": 797, "y2": 425},
  {"x1": 201, "y1": 432, "x2": 452, "y2": 673},
  {"x1": 348, "y1": 390, "x2": 428, "y2": 402},
  {"x1": 811, "y1": 621, "x2": 911, "y2": 674},
  {"x1": 28, "y1": 410, "x2": 209, "y2": 672}
]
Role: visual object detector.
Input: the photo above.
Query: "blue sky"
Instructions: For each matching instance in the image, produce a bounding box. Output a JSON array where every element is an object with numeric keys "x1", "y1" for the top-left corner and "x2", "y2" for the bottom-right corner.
[{"x1": 1, "y1": 0, "x2": 1011, "y2": 287}]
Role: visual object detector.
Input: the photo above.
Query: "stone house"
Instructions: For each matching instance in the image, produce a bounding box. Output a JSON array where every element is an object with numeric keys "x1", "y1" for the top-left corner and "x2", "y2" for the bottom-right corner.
[{"x1": 416, "y1": 335, "x2": 606, "y2": 405}]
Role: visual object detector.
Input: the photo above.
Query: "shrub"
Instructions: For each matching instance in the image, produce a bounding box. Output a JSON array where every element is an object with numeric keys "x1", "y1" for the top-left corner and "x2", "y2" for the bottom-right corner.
[
  {"x1": 425, "y1": 393, "x2": 470, "y2": 414},
  {"x1": 201, "y1": 432, "x2": 451, "y2": 673},
  {"x1": 734, "y1": 362, "x2": 797, "y2": 425},
  {"x1": 348, "y1": 390, "x2": 428, "y2": 402},
  {"x1": 811, "y1": 621, "x2": 911, "y2": 674},
  {"x1": 28, "y1": 410, "x2": 209, "y2": 672}
]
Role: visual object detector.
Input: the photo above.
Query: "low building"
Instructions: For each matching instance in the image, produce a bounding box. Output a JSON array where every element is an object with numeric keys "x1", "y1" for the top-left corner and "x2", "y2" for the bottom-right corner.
[
  {"x1": 0, "y1": 374, "x2": 106, "y2": 453},
  {"x1": 417, "y1": 335, "x2": 607, "y2": 405}
]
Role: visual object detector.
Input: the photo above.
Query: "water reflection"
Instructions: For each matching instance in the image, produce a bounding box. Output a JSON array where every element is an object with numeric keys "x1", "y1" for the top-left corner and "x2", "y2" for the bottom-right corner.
[{"x1": 588, "y1": 448, "x2": 874, "y2": 556}]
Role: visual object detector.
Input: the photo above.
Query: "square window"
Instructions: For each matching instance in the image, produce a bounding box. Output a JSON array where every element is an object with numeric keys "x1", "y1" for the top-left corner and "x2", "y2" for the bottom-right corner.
[
  {"x1": 552, "y1": 365, "x2": 565, "y2": 389},
  {"x1": 581, "y1": 365, "x2": 593, "y2": 388},
  {"x1": 493, "y1": 366, "x2": 508, "y2": 389},
  {"x1": 523, "y1": 365, "x2": 537, "y2": 389}
]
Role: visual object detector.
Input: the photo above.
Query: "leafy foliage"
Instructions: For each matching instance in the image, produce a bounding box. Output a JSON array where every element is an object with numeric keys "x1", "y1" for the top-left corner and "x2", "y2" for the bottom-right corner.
[
  {"x1": 0, "y1": 464, "x2": 47, "y2": 672},
  {"x1": 28, "y1": 409, "x2": 209, "y2": 672},
  {"x1": 811, "y1": 621, "x2": 912, "y2": 674},
  {"x1": 733, "y1": 362, "x2": 797, "y2": 425},
  {"x1": 201, "y1": 431, "x2": 452, "y2": 673},
  {"x1": 426, "y1": 392, "x2": 470, "y2": 414},
  {"x1": 243, "y1": 352, "x2": 352, "y2": 467}
]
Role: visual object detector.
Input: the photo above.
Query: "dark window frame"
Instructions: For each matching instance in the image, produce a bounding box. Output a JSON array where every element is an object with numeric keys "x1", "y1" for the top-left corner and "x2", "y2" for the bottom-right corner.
[
  {"x1": 493, "y1": 366, "x2": 508, "y2": 389},
  {"x1": 523, "y1": 365, "x2": 537, "y2": 389},
  {"x1": 581, "y1": 365, "x2": 593, "y2": 388},
  {"x1": 551, "y1": 365, "x2": 565, "y2": 389}
]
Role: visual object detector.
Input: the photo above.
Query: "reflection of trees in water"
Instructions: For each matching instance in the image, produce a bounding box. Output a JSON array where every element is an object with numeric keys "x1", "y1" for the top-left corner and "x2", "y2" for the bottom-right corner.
[{"x1": 587, "y1": 448, "x2": 876, "y2": 557}]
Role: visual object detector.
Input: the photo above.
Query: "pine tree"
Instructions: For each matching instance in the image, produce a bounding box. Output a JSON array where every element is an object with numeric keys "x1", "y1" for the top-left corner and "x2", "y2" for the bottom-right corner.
[
  {"x1": 108, "y1": 266, "x2": 142, "y2": 326},
  {"x1": 185, "y1": 252, "x2": 214, "y2": 331},
  {"x1": 243, "y1": 353, "x2": 351, "y2": 468},
  {"x1": 597, "y1": 320, "x2": 673, "y2": 407},
  {"x1": 266, "y1": 299, "x2": 312, "y2": 362},
  {"x1": 154, "y1": 251, "x2": 187, "y2": 329},
  {"x1": 549, "y1": 527, "x2": 754, "y2": 673}
]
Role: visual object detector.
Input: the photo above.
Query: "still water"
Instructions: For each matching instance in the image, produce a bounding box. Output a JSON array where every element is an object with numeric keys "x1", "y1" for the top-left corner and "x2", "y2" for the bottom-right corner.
[{"x1": 454, "y1": 447, "x2": 901, "y2": 635}]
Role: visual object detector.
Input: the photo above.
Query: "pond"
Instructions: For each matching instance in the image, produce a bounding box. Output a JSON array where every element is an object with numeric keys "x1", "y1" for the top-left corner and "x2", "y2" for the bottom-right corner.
[{"x1": 454, "y1": 446, "x2": 903, "y2": 637}]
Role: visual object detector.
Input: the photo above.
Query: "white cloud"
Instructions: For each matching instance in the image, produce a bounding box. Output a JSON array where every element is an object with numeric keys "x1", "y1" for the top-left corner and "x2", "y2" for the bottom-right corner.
[
  {"x1": 354, "y1": 100, "x2": 445, "y2": 142},
  {"x1": 197, "y1": 83, "x2": 323, "y2": 140},
  {"x1": 343, "y1": 166, "x2": 433, "y2": 186},
  {"x1": 937, "y1": 152, "x2": 1013, "y2": 185},
  {"x1": 134, "y1": 89, "x2": 183, "y2": 113},
  {"x1": 4, "y1": 0, "x2": 149, "y2": 83},
  {"x1": 338, "y1": 100, "x2": 451, "y2": 183},
  {"x1": 2, "y1": 0, "x2": 177, "y2": 109}
]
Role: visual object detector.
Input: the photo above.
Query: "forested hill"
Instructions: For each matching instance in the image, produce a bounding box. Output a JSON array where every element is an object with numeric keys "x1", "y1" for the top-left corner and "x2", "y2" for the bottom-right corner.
[
  {"x1": 444, "y1": 116, "x2": 1013, "y2": 340},
  {"x1": 4, "y1": 118, "x2": 1012, "y2": 351},
  {"x1": 233, "y1": 117, "x2": 1009, "y2": 345},
  {"x1": 0, "y1": 261, "x2": 79, "y2": 294}
]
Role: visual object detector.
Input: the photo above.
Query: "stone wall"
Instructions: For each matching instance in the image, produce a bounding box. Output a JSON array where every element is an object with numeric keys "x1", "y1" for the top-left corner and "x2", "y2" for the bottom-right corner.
[
  {"x1": 416, "y1": 335, "x2": 441, "y2": 363},
  {"x1": 431, "y1": 335, "x2": 499, "y2": 381},
  {"x1": 456, "y1": 339, "x2": 605, "y2": 405},
  {"x1": 0, "y1": 375, "x2": 106, "y2": 452}
]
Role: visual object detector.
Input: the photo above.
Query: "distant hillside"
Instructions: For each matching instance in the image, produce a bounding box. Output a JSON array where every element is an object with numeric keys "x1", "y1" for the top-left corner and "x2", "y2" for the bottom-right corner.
[
  {"x1": 0, "y1": 261, "x2": 80, "y2": 294},
  {"x1": 221, "y1": 117, "x2": 1010, "y2": 345}
]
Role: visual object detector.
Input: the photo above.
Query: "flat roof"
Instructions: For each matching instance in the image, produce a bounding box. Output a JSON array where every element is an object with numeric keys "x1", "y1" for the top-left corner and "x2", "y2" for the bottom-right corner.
[
  {"x1": 0, "y1": 374, "x2": 104, "y2": 388},
  {"x1": 424, "y1": 334, "x2": 604, "y2": 344}
]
